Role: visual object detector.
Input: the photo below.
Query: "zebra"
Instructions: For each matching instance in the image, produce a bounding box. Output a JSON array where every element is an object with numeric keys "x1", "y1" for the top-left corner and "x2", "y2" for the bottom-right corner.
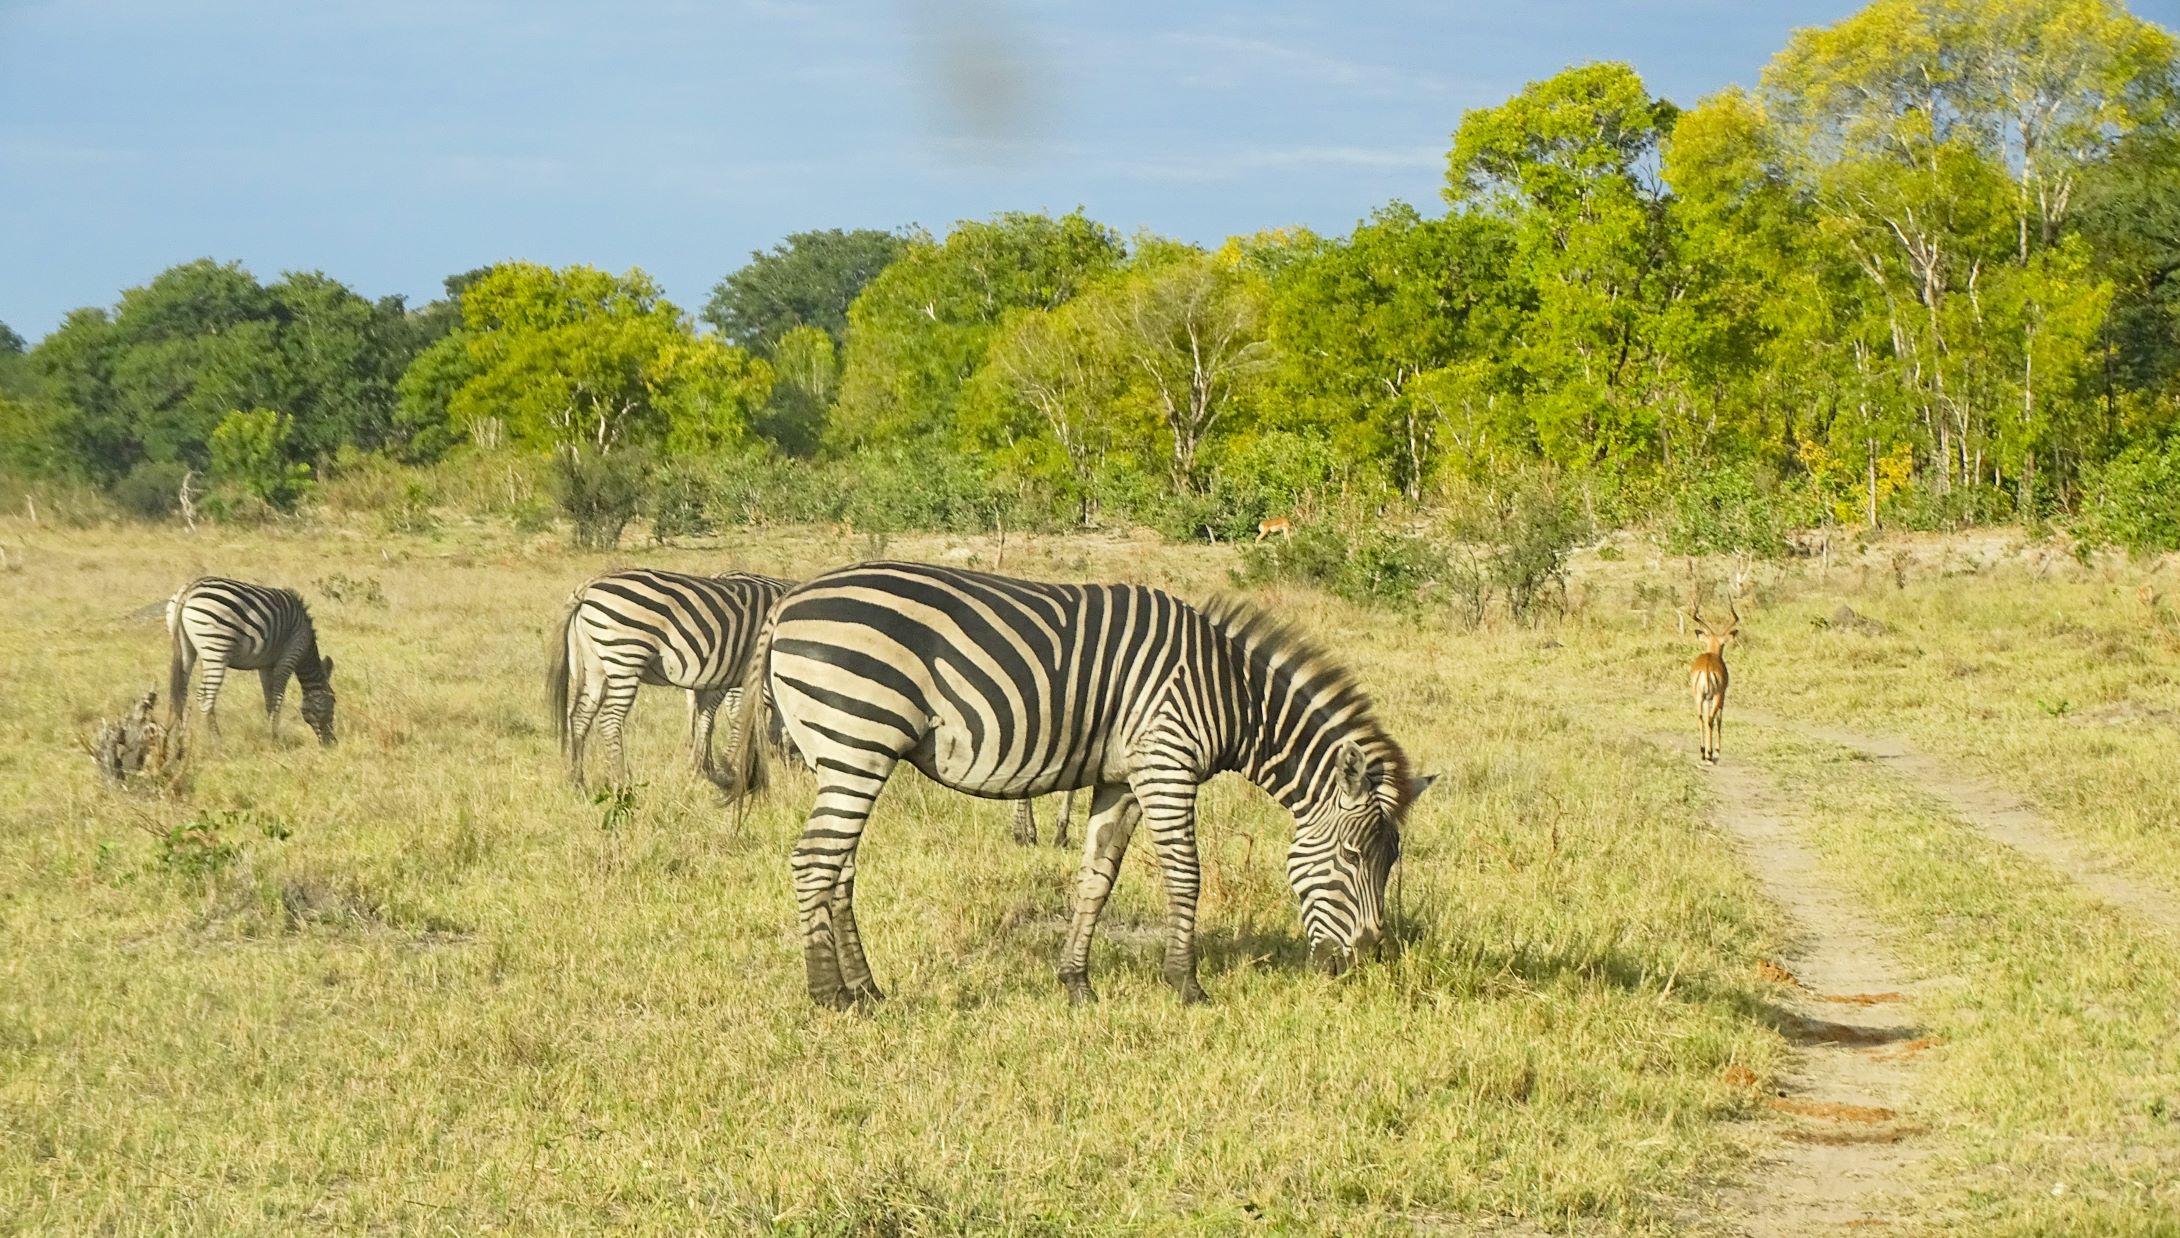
[
  {"x1": 548, "y1": 568, "x2": 792, "y2": 789},
  {"x1": 723, "y1": 560, "x2": 1431, "y2": 1008},
  {"x1": 166, "y1": 576, "x2": 337, "y2": 745}
]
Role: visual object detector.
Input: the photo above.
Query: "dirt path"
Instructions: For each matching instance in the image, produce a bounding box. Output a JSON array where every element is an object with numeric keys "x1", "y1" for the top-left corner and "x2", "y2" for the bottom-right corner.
[
  {"x1": 1679, "y1": 743, "x2": 1930, "y2": 1235},
  {"x1": 1740, "y1": 709, "x2": 2180, "y2": 942}
]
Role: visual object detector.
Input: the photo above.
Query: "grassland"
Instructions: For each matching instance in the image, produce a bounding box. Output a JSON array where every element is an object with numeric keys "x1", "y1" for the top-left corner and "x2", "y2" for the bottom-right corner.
[{"x1": 1, "y1": 517, "x2": 2176, "y2": 1233}]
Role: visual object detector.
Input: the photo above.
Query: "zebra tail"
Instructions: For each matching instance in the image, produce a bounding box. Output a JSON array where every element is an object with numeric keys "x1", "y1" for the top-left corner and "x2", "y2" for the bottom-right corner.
[
  {"x1": 162, "y1": 610, "x2": 188, "y2": 736},
  {"x1": 721, "y1": 612, "x2": 777, "y2": 801},
  {"x1": 548, "y1": 594, "x2": 580, "y2": 756},
  {"x1": 165, "y1": 598, "x2": 190, "y2": 733}
]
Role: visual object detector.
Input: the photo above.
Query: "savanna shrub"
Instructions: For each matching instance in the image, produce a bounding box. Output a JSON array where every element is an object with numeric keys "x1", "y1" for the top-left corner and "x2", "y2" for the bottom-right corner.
[
  {"x1": 551, "y1": 448, "x2": 651, "y2": 550},
  {"x1": 1885, "y1": 480, "x2": 2013, "y2": 532},
  {"x1": 1234, "y1": 506, "x2": 1449, "y2": 607},
  {"x1": 110, "y1": 460, "x2": 191, "y2": 521},
  {"x1": 2078, "y1": 438, "x2": 2180, "y2": 553},
  {"x1": 1657, "y1": 464, "x2": 1802, "y2": 557},
  {"x1": 648, "y1": 462, "x2": 716, "y2": 543},
  {"x1": 1447, "y1": 468, "x2": 1589, "y2": 623},
  {"x1": 208, "y1": 408, "x2": 313, "y2": 511}
]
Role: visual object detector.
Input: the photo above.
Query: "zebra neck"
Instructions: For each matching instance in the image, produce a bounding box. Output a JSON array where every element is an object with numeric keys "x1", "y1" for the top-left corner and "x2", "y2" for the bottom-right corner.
[
  {"x1": 1227, "y1": 662, "x2": 1341, "y2": 818},
  {"x1": 293, "y1": 636, "x2": 328, "y2": 688}
]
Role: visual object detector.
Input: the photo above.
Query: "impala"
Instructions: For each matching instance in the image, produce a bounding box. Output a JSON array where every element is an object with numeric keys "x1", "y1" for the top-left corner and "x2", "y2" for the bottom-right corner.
[
  {"x1": 1256, "y1": 516, "x2": 1293, "y2": 541},
  {"x1": 1688, "y1": 602, "x2": 1738, "y2": 764}
]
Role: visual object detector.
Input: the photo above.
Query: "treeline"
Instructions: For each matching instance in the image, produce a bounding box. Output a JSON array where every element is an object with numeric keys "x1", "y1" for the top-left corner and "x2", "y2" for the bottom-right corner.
[{"x1": 4, "y1": 0, "x2": 2179, "y2": 550}]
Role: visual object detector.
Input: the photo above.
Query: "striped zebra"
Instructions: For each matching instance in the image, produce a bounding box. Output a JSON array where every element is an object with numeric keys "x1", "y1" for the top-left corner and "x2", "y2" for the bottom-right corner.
[
  {"x1": 724, "y1": 561, "x2": 1430, "y2": 1008},
  {"x1": 548, "y1": 568, "x2": 791, "y2": 789},
  {"x1": 166, "y1": 576, "x2": 337, "y2": 745}
]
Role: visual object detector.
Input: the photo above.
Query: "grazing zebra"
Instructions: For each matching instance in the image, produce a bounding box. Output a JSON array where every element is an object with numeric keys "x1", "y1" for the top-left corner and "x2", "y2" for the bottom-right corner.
[
  {"x1": 724, "y1": 561, "x2": 1430, "y2": 1008},
  {"x1": 166, "y1": 576, "x2": 337, "y2": 745},
  {"x1": 549, "y1": 568, "x2": 793, "y2": 789}
]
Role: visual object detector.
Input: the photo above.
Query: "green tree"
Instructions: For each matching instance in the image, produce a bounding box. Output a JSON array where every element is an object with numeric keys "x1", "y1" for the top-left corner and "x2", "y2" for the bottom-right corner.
[
  {"x1": 1269, "y1": 204, "x2": 1522, "y2": 495},
  {"x1": 966, "y1": 297, "x2": 1132, "y2": 522},
  {"x1": 702, "y1": 229, "x2": 905, "y2": 356},
  {"x1": 208, "y1": 408, "x2": 313, "y2": 510},
  {"x1": 831, "y1": 210, "x2": 1124, "y2": 450},
  {"x1": 1446, "y1": 62, "x2": 1680, "y2": 472},
  {"x1": 445, "y1": 263, "x2": 770, "y2": 455},
  {"x1": 24, "y1": 259, "x2": 424, "y2": 481},
  {"x1": 1080, "y1": 248, "x2": 1273, "y2": 490},
  {"x1": 755, "y1": 324, "x2": 841, "y2": 457}
]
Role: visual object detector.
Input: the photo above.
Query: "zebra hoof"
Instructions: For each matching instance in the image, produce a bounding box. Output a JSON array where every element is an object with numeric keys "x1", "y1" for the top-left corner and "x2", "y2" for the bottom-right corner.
[
  {"x1": 1062, "y1": 976, "x2": 1097, "y2": 1005},
  {"x1": 847, "y1": 983, "x2": 885, "y2": 1008},
  {"x1": 1167, "y1": 974, "x2": 1208, "y2": 1004}
]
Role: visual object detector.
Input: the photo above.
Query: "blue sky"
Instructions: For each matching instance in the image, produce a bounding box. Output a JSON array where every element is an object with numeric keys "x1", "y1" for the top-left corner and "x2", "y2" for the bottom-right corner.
[{"x1": 0, "y1": 0, "x2": 1878, "y2": 340}]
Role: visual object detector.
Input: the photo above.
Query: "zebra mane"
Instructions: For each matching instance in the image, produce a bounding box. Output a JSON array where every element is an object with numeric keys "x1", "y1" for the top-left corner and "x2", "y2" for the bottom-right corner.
[{"x1": 1198, "y1": 594, "x2": 1419, "y2": 822}]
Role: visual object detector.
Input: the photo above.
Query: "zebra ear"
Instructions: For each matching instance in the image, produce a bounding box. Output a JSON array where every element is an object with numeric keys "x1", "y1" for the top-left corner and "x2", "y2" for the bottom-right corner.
[
  {"x1": 320, "y1": 655, "x2": 335, "y2": 680},
  {"x1": 1336, "y1": 742, "x2": 1370, "y2": 799},
  {"x1": 1408, "y1": 774, "x2": 1437, "y2": 802}
]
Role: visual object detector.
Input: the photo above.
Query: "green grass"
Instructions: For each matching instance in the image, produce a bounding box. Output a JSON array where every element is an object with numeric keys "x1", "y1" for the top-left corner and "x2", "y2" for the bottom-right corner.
[{"x1": 0, "y1": 522, "x2": 1785, "y2": 1233}]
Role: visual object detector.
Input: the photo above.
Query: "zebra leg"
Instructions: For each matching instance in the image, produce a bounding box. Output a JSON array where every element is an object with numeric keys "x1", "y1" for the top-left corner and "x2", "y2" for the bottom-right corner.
[
  {"x1": 1053, "y1": 788, "x2": 1077, "y2": 849},
  {"x1": 688, "y1": 685, "x2": 729, "y2": 783},
  {"x1": 196, "y1": 649, "x2": 231, "y2": 737},
  {"x1": 1010, "y1": 799, "x2": 1037, "y2": 845},
  {"x1": 1132, "y1": 776, "x2": 1209, "y2": 1004},
  {"x1": 594, "y1": 675, "x2": 641, "y2": 788},
  {"x1": 793, "y1": 765, "x2": 893, "y2": 1009},
  {"x1": 1056, "y1": 784, "x2": 1142, "y2": 1005},
  {"x1": 258, "y1": 665, "x2": 290, "y2": 737}
]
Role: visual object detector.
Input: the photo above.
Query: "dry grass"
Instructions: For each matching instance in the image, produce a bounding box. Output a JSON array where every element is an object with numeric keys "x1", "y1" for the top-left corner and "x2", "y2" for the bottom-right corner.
[
  {"x1": 0, "y1": 519, "x2": 1783, "y2": 1234},
  {"x1": 7, "y1": 518, "x2": 2177, "y2": 1231}
]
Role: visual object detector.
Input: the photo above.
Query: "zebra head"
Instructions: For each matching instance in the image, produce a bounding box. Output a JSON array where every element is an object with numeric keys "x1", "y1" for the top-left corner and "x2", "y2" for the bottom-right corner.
[
  {"x1": 300, "y1": 656, "x2": 336, "y2": 745},
  {"x1": 1288, "y1": 741, "x2": 1432, "y2": 971}
]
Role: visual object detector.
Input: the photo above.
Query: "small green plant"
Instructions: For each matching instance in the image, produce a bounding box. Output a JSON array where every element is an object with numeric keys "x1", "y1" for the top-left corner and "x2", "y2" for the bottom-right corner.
[
  {"x1": 153, "y1": 819, "x2": 241, "y2": 881},
  {"x1": 648, "y1": 464, "x2": 716, "y2": 543},
  {"x1": 109, "y1": 460, "x2": 190, "y2": 521},
  {"x1": 379, "y1": 480, "x2": 440, "y2": 535},
  {"x1": 591, "y1": 784, "x2": 638, "y2": 833}
]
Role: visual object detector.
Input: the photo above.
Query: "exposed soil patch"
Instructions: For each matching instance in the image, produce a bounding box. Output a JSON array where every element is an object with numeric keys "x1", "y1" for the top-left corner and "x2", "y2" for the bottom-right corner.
[
  {"x1": 1769, "y1": 1098, "x2": 1896, "y2": 1124},
  {"x1": 1740, "y1": 710, "x2": 2180, "y2": 943},
  {"x1": 1820, "y1": 991, "x2": 1906, "y2": 1007},
  {"x1": 1674, "y1": 742, "x2": 1931, "y2": 1235}
]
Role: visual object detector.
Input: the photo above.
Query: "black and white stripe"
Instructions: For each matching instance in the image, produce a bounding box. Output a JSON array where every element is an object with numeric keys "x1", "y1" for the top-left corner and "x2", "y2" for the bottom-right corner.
[
  {"x1": 166, "y1": 576, "x2": 337, "y2": 745},
  {"x1": 549, "y1": 569, "x2": 791, "y2": 788},
  {"x1": 726, "y1": 560, "x2": 1430, "y2": 1007}
]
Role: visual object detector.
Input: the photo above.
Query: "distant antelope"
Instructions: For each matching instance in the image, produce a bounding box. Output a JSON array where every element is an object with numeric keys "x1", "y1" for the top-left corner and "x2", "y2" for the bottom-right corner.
[
  {"x1": 1688, "y1": 601, "x2": 1739, "y2": 764},
  {"x1": 1256, "y1": 517, "x2": 1293, "y2": 542}
]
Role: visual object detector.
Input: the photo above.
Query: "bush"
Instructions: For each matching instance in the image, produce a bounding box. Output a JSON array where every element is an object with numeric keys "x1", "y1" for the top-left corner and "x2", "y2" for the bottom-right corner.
[
  {"x1": 648, "y1": 462, "x2": 716, "y2": 543},
  {"x1": 551, "y1": 448, "x2": 651, "y2": 550},
  {"x1": 1234, "y1": 505, "x2": 1449, "y2": 607},
  {"x1": 208, "y1": 408, "x2": 313, "y2": 511},
  {"x1": 2079, "y1": 439, "x2": 2180, "y2": 553},
  {"x1": 1657, "y1": 464, "x2": 1806, "y2": 557},
  {"x1": 1884, "y1": 480, "x2": 2014, "y2": 532},
  {"x1": 1446, "y1": 468, "x2": 1590, "y2": 624},
  {"x1": 110, "y1": 460, "x2": 191, "y2": 521}
]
